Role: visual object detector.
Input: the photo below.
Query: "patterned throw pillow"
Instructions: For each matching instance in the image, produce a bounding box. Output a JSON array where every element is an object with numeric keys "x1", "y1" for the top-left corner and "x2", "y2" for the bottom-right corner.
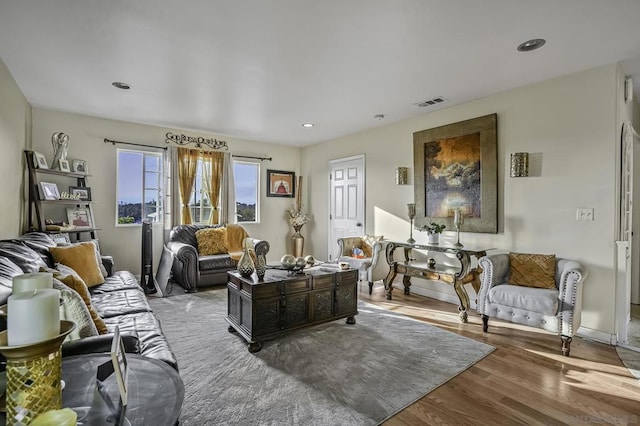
[
  {"x1": 52, "y1": 278, "x2": 99, "y2": 342},
  {"x1": 508, "y1": 252, "x2": 557, "y2": 289},
  {"x1": 196, "y1": 227, "x2": 228, "y2": 255},
  {"x1": 42, "y1": 266, "x2": 108, "y2": 334},
  {"x1": 361, "y1": 235, "x2": 383, "y2": 258},
  {"x1": 50, "y1": 242, "x2": 105, "y2": 286}
]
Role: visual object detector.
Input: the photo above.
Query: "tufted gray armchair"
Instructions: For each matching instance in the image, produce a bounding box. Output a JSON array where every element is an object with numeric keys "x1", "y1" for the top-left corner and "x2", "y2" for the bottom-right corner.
[{"x1": 477, "y1": 253, "x2": 588, "y2": 356}]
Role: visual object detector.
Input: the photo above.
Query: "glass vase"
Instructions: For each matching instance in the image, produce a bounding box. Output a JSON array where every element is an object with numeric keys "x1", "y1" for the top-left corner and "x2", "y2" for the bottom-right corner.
[{"x1": 237, "y1": 244, "x2": 255, "y2": 277}]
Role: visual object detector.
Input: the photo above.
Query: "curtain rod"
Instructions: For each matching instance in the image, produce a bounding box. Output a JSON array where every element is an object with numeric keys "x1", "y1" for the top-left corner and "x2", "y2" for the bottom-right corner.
[
  {"x1": 104, "y1": 138, "x2": 168, "y2": 150},
  {"x1": 104, "y1": 138, "x2": 272, "y2": 161},
  {"x1": 233, "y1": 154, "x2": 272, "y2": 162}
]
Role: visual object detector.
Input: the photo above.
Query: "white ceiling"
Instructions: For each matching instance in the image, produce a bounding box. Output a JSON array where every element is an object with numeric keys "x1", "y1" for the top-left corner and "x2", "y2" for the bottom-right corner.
[{"x1": 1, "y1": 0, "x2": 639, "y2": 146}]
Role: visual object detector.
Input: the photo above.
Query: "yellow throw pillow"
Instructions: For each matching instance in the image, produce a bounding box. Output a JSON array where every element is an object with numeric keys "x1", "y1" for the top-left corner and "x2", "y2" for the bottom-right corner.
[
  {"x1": 196, "y1": 227, "x2": 228, "y2": 255},
  {"x1": 508, "y1": 252, "x2": 557, "y2": 289},
  {"x1": 50, "y1": 242, "x2": 105, "y2": 287},
  {"x1": 43, "y1": 266, "x2": 108, "y2": 334}
]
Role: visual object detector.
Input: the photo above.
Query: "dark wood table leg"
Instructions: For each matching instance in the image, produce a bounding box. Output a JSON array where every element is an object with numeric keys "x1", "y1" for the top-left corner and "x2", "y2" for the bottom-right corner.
[
  {"x1": 228, "y1": 326, "x2": 237, "y2": 333},
  {"x1": 383, "y1": 268, "x2": 397, "y2": 300},
  {"x1": 248, "y1": 342, "x2": 262, "y2": 353},
  {"x1": 346, "y1": 316, "x2": 356, "y2": 324}
]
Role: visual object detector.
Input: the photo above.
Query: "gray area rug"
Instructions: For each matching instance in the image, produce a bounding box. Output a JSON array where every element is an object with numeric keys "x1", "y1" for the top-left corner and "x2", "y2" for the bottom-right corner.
[
  {"x1": 616, "y1": 346, "x2": 640, "y2": 379},
  {"x1": 149, "y1": 288, "x2": 494, "y2": 425}
]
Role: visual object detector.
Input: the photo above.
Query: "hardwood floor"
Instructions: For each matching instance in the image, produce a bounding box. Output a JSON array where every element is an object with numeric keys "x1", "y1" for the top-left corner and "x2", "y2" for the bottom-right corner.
[{"x1": 358, "y1": 283, "x2": 640, "y2": 425}]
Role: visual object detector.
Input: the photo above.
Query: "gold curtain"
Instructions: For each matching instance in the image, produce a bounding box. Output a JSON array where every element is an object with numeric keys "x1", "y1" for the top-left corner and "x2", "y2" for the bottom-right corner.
[
  {"x1": 177, "y1": 147, "x2": 199, "y2": 224},
  {"x1": 202, "y1": 151, "x2": 225, "y2": 224}
]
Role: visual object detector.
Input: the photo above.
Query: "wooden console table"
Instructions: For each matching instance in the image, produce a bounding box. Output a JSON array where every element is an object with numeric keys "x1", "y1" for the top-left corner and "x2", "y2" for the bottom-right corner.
[
  {"x1": 227, "y1": 267, "x2": 358, "y2": 352},
  {"x1": 383, "y1": 242, "x2": 492, "y2": 323}
]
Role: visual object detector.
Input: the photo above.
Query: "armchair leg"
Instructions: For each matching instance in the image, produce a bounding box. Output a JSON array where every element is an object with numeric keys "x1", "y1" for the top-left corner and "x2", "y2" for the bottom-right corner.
[
  {"x1": 481, "y1": 315, "x2": 489, "y2": 332},
  {"x1": 561, "y1": 335, "x2": 572, "y2": 357},
  {"x1": 368, "y1": 281, "x2": 373, "y2": 295}
]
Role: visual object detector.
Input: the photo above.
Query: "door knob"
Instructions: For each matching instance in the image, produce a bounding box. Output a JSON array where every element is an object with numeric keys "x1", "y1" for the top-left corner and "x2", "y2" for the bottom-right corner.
[{"x1": 356, "y1": 222, "x2": 362, "y2": 227}]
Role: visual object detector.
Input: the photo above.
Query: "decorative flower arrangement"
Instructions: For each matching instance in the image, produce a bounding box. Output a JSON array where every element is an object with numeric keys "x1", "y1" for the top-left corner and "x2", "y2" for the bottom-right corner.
[
  {"x1": 417, "y1": 222, "x2": 446, "y2": 234},
  {"x1": 286, "y1": 175, "x2": 311, "y2": 232},
  {"x1": 287, "y1": 208, "x2": 311, "y2": 228}
]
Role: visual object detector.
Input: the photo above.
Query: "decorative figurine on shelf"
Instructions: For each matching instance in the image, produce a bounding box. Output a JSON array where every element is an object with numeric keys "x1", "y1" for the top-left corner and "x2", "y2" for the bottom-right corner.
[
  {"x1": 407, "y1": 203, "x2": 416, "y2": 244},
  {"x1": 51, "y1": 132, "x2": 69, "y2": 170},
  {"x1": 453, "y1": 209, "x2": 464, "y2": 248}
]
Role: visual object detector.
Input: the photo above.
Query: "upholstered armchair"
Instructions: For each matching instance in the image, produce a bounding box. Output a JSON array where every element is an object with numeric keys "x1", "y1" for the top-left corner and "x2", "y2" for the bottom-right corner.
[
  {"x1": 476, "y1": 253, "x2": 588, "y2": 356},
  {"x1": 167, "y1": 224, "x2": 270, "y2": 292},
  {"x1": 336, "y1": 236, "x2": 390, "y2": 294}
]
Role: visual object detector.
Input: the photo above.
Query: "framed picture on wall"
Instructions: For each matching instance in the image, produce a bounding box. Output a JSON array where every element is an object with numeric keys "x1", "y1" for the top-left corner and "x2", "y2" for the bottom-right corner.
[{"x1": 266, "y1": 170, "x2": 295, "y2": 198}]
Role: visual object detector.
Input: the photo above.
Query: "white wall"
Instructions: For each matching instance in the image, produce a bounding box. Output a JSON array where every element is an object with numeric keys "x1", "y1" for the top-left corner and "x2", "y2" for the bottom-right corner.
[
  {"x1": 0, "y1": 57, "x2": 31, "y2": 238},
  {"x1": 302, "y1": 63, "x2": 619, "y2": 336},
  {"x1": 31, "y1": 109, "x2": 300, "y2": 273}
]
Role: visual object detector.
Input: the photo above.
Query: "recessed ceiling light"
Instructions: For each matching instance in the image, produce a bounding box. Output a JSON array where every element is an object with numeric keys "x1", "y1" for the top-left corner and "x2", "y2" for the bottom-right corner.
[
  {"x1": 517, "y1": 38, "x2": 546, "y2": 52},
  {"x1": 302, "y1": 123, "x2": 314, "y2": 128},
  {"x1": 112, "y1": 81, "x2": 131, "y2": 90}
]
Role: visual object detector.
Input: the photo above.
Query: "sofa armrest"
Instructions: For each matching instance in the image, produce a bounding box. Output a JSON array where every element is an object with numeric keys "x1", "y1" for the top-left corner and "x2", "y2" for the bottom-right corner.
[
  {"x1": 557, "y1": 259, "x2": 588, "y2": 336},
  {"x1": 101, "y1": 255, "x2": 114, "y2": 277},
  {"x1": 476, "y1": 253, "x2": 510, "y2": 315},
  {"x1": 251, "y1": 239, "x2": 270, "y2": 257},
  {"x1": 61, "y1": 332, "x2": 140, "y2": 357},
  {"x1": 368, "y1": 241, "x2": 390, "y2": 283},
  {"x1": 166, "y1": 240, "x2": 199, "y2": 291}
]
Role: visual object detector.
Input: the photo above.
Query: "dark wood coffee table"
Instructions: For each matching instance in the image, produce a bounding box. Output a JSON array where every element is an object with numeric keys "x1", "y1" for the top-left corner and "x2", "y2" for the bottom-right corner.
[{"x1": 226, "y1": 267, "x2": 358, "y2": 352}]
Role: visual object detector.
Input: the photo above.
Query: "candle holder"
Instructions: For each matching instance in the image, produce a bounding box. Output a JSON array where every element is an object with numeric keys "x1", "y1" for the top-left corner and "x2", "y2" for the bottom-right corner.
[
  {"x1": 453, "y1": 209, "x2": 464, "y2": 248},
  {"x1": 0, "y1": 320, "x2": 75, "y2": 425},
  {"x1": 407, "y1": 203, "x2": 416, "y2": 244}
]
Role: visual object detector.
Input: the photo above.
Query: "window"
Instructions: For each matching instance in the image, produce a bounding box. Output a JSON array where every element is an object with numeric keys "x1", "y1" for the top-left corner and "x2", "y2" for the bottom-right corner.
[
  {"x1": 234, "y1": 161, "x2": 259, "y2": 223},
  {"x1": 187, "y1": 158, "x2": 259, "y2": 224},
  {"x1": 116, "y1": 149, "x2": 163, "y2": 225}
]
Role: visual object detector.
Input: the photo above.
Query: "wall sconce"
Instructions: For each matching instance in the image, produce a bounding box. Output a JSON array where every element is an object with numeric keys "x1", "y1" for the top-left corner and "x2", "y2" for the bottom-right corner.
[
  {"x1": 510, "y1": 153, "x2": 529, "y2": 177},
  {"x1": 396, "y1": 167, "x2": 409, "y2": 185}
]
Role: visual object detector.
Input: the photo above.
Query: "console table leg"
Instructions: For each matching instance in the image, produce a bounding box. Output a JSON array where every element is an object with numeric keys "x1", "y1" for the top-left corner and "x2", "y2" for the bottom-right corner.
[
  {"x1": 346, "y1": 316, "x2": 356, "y2": 325},
  {"x1": 453, "y1": 278, "x2": 470, "y2": 323},
  {"x1": 458, "y1": 307, "x2": 468, "y2": 323},
  {"x1": 248, "y1": 342, "x2": 262, "y2": 353},
  {"x1": 402, "y1": 275, "x2": 411, "y2": 295},
  {"x1": 228, "y1": 326, "x2": 237, "y2": 333}
]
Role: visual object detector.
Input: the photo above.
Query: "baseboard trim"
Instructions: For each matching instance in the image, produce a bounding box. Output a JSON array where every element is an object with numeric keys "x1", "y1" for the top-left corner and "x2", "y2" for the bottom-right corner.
[{"x1": 576, "y1": 327, "x2": 616, "y2": 345}]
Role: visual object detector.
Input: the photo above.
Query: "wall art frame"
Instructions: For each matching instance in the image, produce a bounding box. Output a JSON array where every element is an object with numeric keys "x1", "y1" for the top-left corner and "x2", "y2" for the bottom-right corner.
[
  {"x1": 266, "y1": 169, "x2": 295, "y2": 198},
  {"x1": 413, "y1": 113, "x2": 497, "y2": 234}
]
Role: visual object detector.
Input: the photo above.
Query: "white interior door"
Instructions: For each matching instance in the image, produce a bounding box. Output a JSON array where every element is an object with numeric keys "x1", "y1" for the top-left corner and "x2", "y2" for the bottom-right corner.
[{"x1": 328, "y1": 155, "x2": 365, "y2": 261}]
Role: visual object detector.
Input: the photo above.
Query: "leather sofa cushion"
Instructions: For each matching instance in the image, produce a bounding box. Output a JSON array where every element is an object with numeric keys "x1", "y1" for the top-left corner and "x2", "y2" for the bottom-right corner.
[
  {"x1": 91, "y1": 289, "x2": 152, "y2": 318},
  {"x1": 199, "y1": 254, "x2": 235, "y2": 271},
  {"x1": 0, "y1": 240, "x2": 48, "y2": 273},
  {"x1": 508, "y1": 252, "x2": 556, "y2": 289},
  {"x1": 103, "y1": 312, "x2": 178, "y2": 370},
  {"x1": 489, "y1": 284, "x2": 558, "y2": 315}
]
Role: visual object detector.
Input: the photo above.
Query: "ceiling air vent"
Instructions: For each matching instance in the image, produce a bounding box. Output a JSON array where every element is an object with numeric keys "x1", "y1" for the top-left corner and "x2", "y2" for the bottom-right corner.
[{"x1": 414, "y1": 97, "x2": 446, "y2": 108}]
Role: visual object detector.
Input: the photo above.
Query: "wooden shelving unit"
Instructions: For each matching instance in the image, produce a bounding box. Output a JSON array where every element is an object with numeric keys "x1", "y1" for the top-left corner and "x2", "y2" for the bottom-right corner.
[{"x1": 25, "y1": 150, "x2": 99, "y2": 240}]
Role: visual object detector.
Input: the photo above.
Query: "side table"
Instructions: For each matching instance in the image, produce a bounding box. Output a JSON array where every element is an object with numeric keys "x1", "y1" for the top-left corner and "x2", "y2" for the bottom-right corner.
[{"x1": 0, "y1": 353, "x2": 184, "y2": 425}]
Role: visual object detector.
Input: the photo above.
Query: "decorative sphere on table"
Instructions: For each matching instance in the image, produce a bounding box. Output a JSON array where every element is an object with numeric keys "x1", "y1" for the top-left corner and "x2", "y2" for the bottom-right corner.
[
  {"x1": 304, "y1": 255, "x2": 315, "y2": 265},
  {"x1": 295, "y1": 257, "x2": 307, "y2": 269},
  {"x1": 280, "y1": 254, "x2": 296, "y2": 270}
]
